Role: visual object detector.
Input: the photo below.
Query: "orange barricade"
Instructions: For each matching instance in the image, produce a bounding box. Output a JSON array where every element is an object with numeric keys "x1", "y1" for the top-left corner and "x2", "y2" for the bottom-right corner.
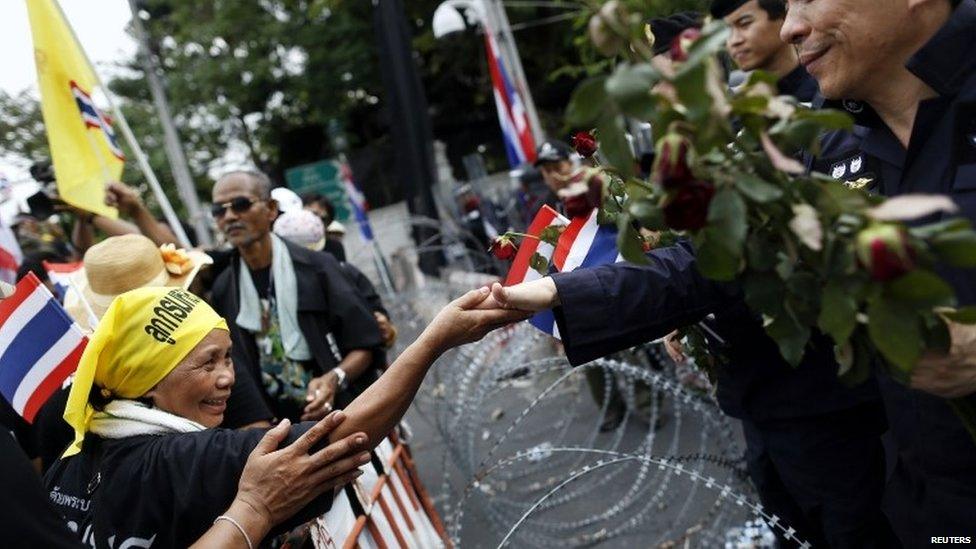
[{"x1": 310, "y1": 428, "x2": 452, "y2": 549}]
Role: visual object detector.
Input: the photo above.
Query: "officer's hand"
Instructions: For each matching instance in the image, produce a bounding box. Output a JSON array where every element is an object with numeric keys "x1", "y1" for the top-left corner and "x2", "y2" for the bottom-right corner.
[
  {"x1": 234, "y1": 413, "x2": 369, "y2": 527},
  {"x1": 663, "y1": 330, "x2": 686, "y2": 364},
  {"x1": 911, "y1": 321, "x2": 976, "y2": 398},
  {"x1": 487, "y1": 278, "x2": 560, "y2": 312},
  {"x1": 374, "y1": 312, "x2": 397, "y2": 348},
  {"x1": 421, "y1": 287, "x2": 532, "y2": 354}
]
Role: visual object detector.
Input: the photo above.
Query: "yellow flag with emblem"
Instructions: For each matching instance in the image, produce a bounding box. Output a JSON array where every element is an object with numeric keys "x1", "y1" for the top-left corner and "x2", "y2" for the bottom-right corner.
[{"x1": 27, "y1": 0, "x2": 121, "y2": 218}]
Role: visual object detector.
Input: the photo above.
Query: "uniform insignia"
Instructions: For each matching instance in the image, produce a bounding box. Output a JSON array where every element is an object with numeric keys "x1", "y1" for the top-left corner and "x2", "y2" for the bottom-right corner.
[
  {"x1": 843, "y1": 177, "x2": 874, "y2": 190},
  {"x1": 832, "y1": 163, "x2": 847, "y2": 179},
  {"x1": 850, "y1": 155, "x2": 863, "y2": 173}
]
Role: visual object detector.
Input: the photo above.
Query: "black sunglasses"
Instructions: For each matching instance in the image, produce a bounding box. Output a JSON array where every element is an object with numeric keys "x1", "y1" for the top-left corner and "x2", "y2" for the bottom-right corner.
[{"x1": 210, "y1": 196, "x2": 264, "y2": 218}]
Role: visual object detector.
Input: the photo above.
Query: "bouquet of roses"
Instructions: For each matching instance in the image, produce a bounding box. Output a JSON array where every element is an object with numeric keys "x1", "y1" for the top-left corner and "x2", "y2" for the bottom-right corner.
[{"x1": 493, "y1": 2, "x2": 976, "y2": 437}]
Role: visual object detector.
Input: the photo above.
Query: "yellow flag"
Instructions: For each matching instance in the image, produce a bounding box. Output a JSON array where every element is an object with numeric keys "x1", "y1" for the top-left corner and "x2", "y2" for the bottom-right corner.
[{"x1": 27, "y1": 0, "x2": 121, "y2": 218}]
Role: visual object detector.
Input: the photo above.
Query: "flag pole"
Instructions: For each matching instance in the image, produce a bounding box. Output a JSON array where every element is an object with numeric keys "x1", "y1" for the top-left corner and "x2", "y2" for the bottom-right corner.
[{"x1": 51, "y1": 0, "x2": 192, "y2": 249}]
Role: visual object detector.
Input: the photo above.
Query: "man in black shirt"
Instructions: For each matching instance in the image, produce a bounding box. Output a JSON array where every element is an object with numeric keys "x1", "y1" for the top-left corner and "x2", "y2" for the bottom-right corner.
[{"x1": 210, "y1": 170, "x2": 384, "y2": 424}]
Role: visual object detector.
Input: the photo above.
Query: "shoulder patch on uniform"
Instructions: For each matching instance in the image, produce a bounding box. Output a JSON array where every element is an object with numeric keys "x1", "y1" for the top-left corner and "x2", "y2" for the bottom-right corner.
[
  {"x1": 831, "y1": 161, "x2": 847, "y2": 179},
  {"x1": 849, "y1": 155, "x2": 863, "y2": 174}
]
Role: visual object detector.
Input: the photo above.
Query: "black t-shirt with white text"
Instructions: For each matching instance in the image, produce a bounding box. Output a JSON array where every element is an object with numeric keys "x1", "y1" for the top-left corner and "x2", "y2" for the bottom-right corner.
[{"x1": 43, "y1": 424, "x2": 332, "y2": 548}]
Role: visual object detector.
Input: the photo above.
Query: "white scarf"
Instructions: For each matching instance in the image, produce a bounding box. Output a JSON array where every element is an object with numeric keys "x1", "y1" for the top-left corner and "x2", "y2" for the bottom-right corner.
[
  {"x1": 236, "y1": 234, "x2": 311, "y2": 360},
  {"x1": 89, "y1": 400, "x2": 204, "y2": 439}
]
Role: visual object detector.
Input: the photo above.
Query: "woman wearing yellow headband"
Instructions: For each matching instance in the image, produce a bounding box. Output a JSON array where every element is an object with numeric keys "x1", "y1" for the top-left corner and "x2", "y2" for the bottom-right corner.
[{"x1": 43, "y1": 285, "x2": 529, "y2": 548}]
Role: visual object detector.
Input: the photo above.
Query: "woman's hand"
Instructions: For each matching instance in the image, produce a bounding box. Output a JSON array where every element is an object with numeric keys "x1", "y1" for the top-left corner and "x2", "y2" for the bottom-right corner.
[
  {"x1": 302, "y1": 374, "x2": 339, "y2": 421},
  {"x1": 234, "y1": 412, "x2": 370, "y2": 528},
  {"x1": 420, "y1": 287, "x2": 533, "y2": 355}
]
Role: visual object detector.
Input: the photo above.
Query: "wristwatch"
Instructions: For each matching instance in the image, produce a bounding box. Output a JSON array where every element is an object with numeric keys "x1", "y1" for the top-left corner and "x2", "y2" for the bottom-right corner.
[{"x1": 331, "y1": 368, "x2": 348, "y2": 391}]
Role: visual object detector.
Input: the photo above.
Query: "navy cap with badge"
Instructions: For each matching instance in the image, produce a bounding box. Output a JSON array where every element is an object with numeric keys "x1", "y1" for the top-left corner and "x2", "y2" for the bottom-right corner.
[
  {"x1": 533, "y1": 140, "x2": 574, "y2": 167},
  {"x1": 710, "y1": 0, "x2": 750, "y2": 18}
]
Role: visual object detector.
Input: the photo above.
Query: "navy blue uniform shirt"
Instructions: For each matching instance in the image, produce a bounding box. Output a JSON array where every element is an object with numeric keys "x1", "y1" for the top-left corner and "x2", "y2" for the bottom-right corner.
[{"x1": 809, "y1": 1, "x2": 976, "y2": 541}]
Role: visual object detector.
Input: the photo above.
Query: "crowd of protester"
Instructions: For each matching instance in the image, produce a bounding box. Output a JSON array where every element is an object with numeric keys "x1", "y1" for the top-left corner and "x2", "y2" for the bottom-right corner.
[
  {"x1": 1, "y1": 168, "x2": 529, "y2": 547},
  {"x1": 3, "y1": 0, "x2": 976, "y2": 547}
]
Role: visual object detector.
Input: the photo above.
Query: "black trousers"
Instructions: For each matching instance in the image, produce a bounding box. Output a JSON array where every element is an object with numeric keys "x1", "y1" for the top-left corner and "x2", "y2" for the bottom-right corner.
[{"x1": 742, "y1": 403, "x2": 900, "y2": 548}]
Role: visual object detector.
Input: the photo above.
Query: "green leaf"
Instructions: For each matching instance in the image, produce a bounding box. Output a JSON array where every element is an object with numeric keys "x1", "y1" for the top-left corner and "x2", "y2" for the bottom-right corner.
[
  {"x1": 765, "y1": 313, "x2": 811, "y2": 367},
  {"x1": 867, "y1": 298, "x2": 923, "y2": 372},
  {"x1": 909, "y1": 217, "x2": 971, "y2": 239},
  {"x1": 941, "y1": 306, "x2": 976, "y2": 324},
  {"x1": 566, "y1": 75, "x2": 609, "y2": 126},
  {"x1": 706, "y1": 187, "x2": 748, "y2": 258},
  {"x1": 819, "y1": 280, "x2": 858, "y2": 344},
  {"x1": 886, "y1": 270, "x2": 955, "y2": 307},
  {"x1": 794, "y1": 108, "x2": 854, "y2": 131},
  {"x1": 695, "y1": 230, "x2": 740, "y2": 281},
  {"x1": 743, "y1": 271, "x2": 785, "y2": 317},
  {"x1": 616, "y1": 215, "x2": 649, "y2": 264},
  {"x1": 605, "y1": 63, "x2": 658, "y2": 120},
  {"x1": 930, "y1": 229, "x2": 976, "y2": 268},
  {"x1": 628, "y1": 198, "x2": 666, "y2": 230},
  {"x1": 596, "y1": 112, "x2": 634, "y2": 179},
  {"x1": 529, "y1": 252, "x2": 549, "y2": 276},
  {"x1": 735, "y1": 173, "x2": 783, "y2": 203}
]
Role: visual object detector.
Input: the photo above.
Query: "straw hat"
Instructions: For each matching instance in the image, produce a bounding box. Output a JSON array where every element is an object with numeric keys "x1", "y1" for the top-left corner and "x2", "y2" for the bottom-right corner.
[{"x1": 64, "y1": 234, "x2": 212, "y2": 332}]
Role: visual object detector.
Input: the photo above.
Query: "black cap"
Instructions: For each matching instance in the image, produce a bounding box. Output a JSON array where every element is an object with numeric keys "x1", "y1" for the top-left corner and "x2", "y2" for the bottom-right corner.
[
  {"x1": 647, "y1": 12, "x2": 702, "y2": 56},
  {"x1": 710, "y1": 0, "x2": 750, "y2": 19},
  {"x1": 533, "y1": 140, "x2": 573, "y2": 167}
]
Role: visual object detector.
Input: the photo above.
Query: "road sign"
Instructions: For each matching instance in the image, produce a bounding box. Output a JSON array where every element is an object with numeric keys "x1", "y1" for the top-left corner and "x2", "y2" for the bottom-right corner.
[{"x1": 284, "y1": 160, "x2": 350, "y2": 221}]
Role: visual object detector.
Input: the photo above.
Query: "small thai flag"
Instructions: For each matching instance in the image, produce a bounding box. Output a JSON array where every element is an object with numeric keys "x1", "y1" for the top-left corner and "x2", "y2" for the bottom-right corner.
[
  {"x1": 0, "y1": 273, "x2": 87, "y2": 422},
  {"x1": 505, "y1": 207, "x2": 621, "y2": 339},
  {"x1": 503, "y1": 205, "x2": 570, "y2": 337},
  {"x1": 341, "y1": 165, "x2": 374, "y2": 242},
  {"x1": 43, "y1": 260, "x2": 83, "y2": 302}
]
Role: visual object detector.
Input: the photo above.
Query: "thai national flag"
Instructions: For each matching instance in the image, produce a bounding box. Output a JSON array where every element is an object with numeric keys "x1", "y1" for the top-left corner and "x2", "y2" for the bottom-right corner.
[
  {"x1": 0, "y1": 219, "x2": 22, "y2": 284},
  {"x1": 505, "y1": 207, "x2": 621, "y2": 339},
  {"x1": 484, "y1": 31, "x2": 536, "y2": 167},
  {"x1": 503, "y1": 205, "x2": 569, "y2": 336},
  {"x1": 70, "y1": 80, "x2": 125, "y2": 161},
  {"x1": 43, "y1": 260, "x2": 84, "y2": 302},
  {"x1": 341, "y1": 165, "x2": 374, "y2": 242},
  {"x1": 0, "y1": 273, "x2": 87, "y2": 422}
]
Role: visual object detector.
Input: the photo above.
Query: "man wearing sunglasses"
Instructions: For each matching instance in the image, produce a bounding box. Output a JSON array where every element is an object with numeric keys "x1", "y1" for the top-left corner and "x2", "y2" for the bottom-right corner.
[{"x1": 209, "y1": 170, "x2": 384, "y2": 427}]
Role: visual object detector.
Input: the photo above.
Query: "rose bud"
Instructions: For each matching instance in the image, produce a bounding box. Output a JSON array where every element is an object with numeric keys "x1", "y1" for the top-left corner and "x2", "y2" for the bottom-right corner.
[
  {"x1": 588, "y1": 1, "x2": 626, "y2": 57},
  {"x1": 488, "y1": 235, "x2": 518, "y2": 261},
  {"x1": 670, "y1": 27, "x2": 701, "y2": 63},
  {"x1": 572, "y1": 131, "x2": 598, "y2": 158},
  {"x1": 558, "y1": 168, "x2": 605, "y2": 218},
  {"x1": 662, "y1": 179, "x2": 715, "y2": 231},
  {"x1": 855, "y1": 224, "x2": 917, "y2": 282},
  {"x1": 653, "y1": 133, "x2": 694, "y2": 188}
]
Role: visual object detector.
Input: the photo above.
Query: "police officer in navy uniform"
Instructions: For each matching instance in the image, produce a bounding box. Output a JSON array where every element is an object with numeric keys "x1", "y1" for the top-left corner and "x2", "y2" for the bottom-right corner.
[
  {"x1": 781, "y1": 0, "x2": 976, "y2": 545},
  {"x1": 712, "y1": 0, "x2": 819, "y2": 102},
  {"x1": 485, "y1": 12, "x2": 899, "y2": 547}
]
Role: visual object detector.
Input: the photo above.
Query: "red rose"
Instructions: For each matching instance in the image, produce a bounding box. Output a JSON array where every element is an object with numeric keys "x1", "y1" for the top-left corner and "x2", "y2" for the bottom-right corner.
[
  {"x1": 558, "y1": 168, "x2": 605, "y2": 219},
  {"x1": 855, "y1": 224, "x2": 916, "y2": 281},
  {"x1": 653, "y1": 133, "x2": 694, "y2": 188},
  {"x1": 663, "y1": 179, "x2": 715, "y2": 231},
  {"x1": 489, "y1": 236, "x2": 518, "y2": 261},
  {"x1": 572, "y1": 131, "x2": 598, "y2": 158},
  {"x1": 670, "y1": 27, "x2": 701, "y2": 63}
]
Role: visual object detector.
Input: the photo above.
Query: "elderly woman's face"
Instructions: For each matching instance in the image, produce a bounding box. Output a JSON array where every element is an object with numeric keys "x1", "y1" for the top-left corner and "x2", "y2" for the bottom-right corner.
[{"x1": 144, "y1": 329, "x2": 235, "y2": 428}]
